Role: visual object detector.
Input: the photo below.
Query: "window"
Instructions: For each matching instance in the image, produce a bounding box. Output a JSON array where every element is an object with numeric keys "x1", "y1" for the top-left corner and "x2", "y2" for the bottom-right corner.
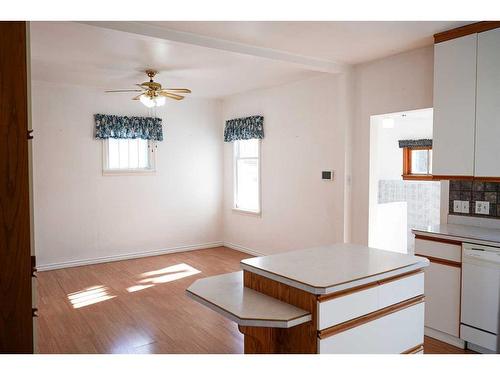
[
  {"x1": 103, "y1": 138, "x2": 155, "y2": 174},
  {"x1": 402, "y1": 146, "x2": 432, "y2": 180},
  {"x1": 233, "y1": 139, "x2": 260, "y2": 213}
]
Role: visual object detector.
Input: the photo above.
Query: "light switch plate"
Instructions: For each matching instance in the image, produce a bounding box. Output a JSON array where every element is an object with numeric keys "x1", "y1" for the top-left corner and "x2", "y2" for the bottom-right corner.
[
  {"x1": 453, "y1": 200, "x2": 462, "y2": 213},
  {"x1": 461, "y1": 200, "x2": 470, "y2": 214},
  {"x1": 475, "y1": 201, "x2": 490, "y2": 215}
]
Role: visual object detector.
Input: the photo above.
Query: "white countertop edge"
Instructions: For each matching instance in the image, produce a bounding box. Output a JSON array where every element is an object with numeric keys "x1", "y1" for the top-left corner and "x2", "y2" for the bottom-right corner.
[
  {"x1": 241, "y1": 259, "x2": 429, "y2": 295},
  {"x1": 412, "y1": 229, "x2": 500, "y2": 248},
  {"x1": 186, "y1": 290, "x2": 312, "y2": 328}
]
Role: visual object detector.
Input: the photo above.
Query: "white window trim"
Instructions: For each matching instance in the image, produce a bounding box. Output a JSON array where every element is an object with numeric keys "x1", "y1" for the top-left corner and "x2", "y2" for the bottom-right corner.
[
  {"x1": 102, "y1": 139, "x2": 157, "y2": 176},
  {"x1": 232, "y1": 139, "x2": 262, "y2": 216}
]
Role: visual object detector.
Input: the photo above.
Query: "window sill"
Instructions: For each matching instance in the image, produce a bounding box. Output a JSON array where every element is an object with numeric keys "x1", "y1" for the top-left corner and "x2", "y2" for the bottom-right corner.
[
  {"x1": 102, "y1": 169, "x2": 156, "y2": 176},
  {"x1": 402, "y1": 174, "x2": 434, "y2": 181},
  {"x1": 232, "y1": 207, "x2": 261, "y2": 217}
]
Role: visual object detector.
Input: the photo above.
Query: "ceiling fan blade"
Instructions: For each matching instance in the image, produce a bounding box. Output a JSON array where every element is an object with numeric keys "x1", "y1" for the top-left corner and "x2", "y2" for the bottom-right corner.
[
  {"x1": 162, "y1": 88, "x2": 192, "y2": 93},
  {"x1": 159, "y1": 92, "x2": 184, "y2": 100},
  {"x1": 105, "y1": 89, "x2": 143, "y2": 93},
  {"x1": 132, "y1": 94, "x2": 143, "y2": 100}
]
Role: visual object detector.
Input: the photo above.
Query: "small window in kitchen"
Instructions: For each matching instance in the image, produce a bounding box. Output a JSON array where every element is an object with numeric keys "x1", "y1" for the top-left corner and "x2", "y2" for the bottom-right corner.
[
  {"x1": 402, "y1": 146, "x2": 432, "y2": 180},
  {"x1": 103, "y1": 138, "x2": 156, "y2": 175},
  {"x1": 233, "y1": 139, "x2": 261, "y2": 214}
]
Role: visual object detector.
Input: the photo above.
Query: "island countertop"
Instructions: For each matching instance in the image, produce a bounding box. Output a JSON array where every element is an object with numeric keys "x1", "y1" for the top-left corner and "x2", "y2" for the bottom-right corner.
[{"x1": 240, "y1": 243, "x2": 429, "y2": 294}]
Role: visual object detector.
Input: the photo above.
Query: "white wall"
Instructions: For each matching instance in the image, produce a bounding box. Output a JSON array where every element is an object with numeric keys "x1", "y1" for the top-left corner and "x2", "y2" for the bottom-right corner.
[
  {"x1": 351, "y1": 46, "x2": 434, "y2": 245},
  {"x1": 221, "y1": 74, "x2": 352, "y2": 254},
  {"x1": 32, "y1": 80, "x2": 223, "y2": 268}
]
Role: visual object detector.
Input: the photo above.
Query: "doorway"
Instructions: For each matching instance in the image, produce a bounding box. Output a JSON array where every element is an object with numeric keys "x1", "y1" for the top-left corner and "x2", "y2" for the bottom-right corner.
[{"x1": 368, "y1": 108, "x2": 440, "y2": 254}]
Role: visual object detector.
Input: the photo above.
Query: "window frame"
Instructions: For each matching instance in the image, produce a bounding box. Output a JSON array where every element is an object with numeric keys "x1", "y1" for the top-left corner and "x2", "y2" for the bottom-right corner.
[
  {"x1": 232, "y1": 139, "x2": 262, "y2": 215},
  {"x1": 102, "y1": 138, "x2": 156, "y2": 176},
  {"x1": 402, "y1": 146, "x2": 433, "y2": 181}
]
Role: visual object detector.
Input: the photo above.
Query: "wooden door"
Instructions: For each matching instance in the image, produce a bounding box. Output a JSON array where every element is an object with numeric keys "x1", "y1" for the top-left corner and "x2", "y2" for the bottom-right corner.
[{"x1": 0, "y1": 21, "x2": 33, "y2": 353}]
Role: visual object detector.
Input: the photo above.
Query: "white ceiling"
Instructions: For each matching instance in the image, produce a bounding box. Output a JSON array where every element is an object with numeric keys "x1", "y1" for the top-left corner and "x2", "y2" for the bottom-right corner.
[
  {"x1": 30, "y1": 21, "x2": 468, "y2": 98},
  {"x1": 30, "y1": 22, "x2": 321, "y2": 98},
  {"x1": 146, "y1": 21, "x2": 469, "y2": 65}
]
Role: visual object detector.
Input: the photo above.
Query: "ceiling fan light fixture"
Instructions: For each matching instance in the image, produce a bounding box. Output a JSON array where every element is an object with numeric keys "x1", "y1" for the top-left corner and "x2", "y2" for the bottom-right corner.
[{"x1": 155, "y1": 96, "x2": 166, "y2": 107}]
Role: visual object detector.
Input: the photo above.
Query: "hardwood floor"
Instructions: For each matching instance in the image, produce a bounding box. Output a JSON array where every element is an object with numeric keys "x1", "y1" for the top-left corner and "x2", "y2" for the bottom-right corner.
[{"x1": 37, "y1": 247, "x2": 476, "y2": 354}]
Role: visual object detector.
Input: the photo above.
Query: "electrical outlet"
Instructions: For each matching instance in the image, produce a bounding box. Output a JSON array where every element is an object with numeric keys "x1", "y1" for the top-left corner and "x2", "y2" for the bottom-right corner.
[
  {"x1": 475, "y1": 201, "x2": 490, "y2": 215},
  {"x1": 453, "y1": 200, "x2": 462, "y2": 213},
  {"x1": 461, "y1": 200, "x2": 470, "y2": 214}
]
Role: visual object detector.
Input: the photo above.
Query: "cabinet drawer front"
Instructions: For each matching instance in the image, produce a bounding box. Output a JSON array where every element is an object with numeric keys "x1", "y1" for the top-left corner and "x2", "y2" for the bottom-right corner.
[
  {"x1": 318, "y1": 272, "x2": 424, "y2": 330},
  {"x1": 318, "y1": 286, "x2": 379, "y2": 330},
  {"x1": 318, "y1": 302, "x2": 425, "y2": 354},
  {"x1": 379, "y1": 272, "x2": 424, "y2": 308},
  {"x1": 415, "y1": 238, "x2": 461, "y2": 263}
]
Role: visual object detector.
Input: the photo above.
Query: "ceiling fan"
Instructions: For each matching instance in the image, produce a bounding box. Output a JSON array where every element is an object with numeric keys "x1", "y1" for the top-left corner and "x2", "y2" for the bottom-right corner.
[{"x1": 105, "y1": 70, "x2": 191, "y2": 108}]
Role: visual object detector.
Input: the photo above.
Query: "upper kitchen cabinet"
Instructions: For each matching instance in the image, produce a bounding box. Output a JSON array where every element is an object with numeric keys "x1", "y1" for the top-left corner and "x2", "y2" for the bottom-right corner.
[
  {"x1": 432, "y1": 34, "x2": 477, "y2": 177},
  {"x1": 475, "y1": 28, "x2": 500, "y2": 178}
]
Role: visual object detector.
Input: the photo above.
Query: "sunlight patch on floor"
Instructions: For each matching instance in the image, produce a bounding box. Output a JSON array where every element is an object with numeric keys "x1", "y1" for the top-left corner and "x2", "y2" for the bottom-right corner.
[
  {"x1": 67, "y1": 285, "x2": 116, "y2": 309},
  {"x1": 139, "y1": 263, "x2": 201, "y2": 284},
  {"x1": 126, "y1": 263, "x2": 202, "y2": 293}
]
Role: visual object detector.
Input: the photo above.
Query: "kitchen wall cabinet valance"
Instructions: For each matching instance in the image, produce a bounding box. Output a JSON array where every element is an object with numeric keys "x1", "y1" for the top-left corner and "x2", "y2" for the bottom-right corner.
[
  {"x1": 223, "y1": 115, "x2": 264, "y2": 142},
  {"x1": 94, "y1": 114, "x2": 163, "y2": 141},
  {"x1": 432, "y1": 24, "x2": 500, "y2": 180}
]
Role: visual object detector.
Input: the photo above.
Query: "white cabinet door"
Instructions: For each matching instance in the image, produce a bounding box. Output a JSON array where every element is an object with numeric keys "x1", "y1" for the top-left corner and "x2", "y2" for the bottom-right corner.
[
  {"x1": 432, "y1": 34, "x2": 477, "y2": 176},
  {"x1": 424, "y1": 261, "x2": 461, "y2": 337},
  {"x1": 475, "y1": 28, "x2": 500, "y2": 177}
]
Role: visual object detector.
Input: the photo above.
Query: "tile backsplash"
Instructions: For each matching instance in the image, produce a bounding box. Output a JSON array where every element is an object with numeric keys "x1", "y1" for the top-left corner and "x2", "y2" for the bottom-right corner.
[
  {"x1": 379, "y1": 180, "x2": 441, "y2": 252},
  {"x1": 449, "y1": 180, "x2": 500, "y2": 218}
]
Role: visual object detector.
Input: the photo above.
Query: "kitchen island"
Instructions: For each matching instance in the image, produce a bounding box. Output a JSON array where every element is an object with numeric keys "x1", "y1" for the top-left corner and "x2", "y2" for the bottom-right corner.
[{"x1": 187, "y1": 243, "x2": 429, "y2": 354}]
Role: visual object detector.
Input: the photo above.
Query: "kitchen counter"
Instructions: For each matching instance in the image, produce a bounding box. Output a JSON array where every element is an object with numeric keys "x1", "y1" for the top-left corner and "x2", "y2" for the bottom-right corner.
[
  {"x1": 412, "y1": 223, "x2": 500, "y2": 247},
  {"x1": 240, "y1": 243, "x2": 429, "y2": 294},
  {"x1": 187, "y1": 243, "x2": 429, "y2": 354}
]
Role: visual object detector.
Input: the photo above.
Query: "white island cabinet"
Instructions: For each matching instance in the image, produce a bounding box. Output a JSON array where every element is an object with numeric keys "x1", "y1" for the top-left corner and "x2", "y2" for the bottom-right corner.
[
  {"x1": 475, "y1": 27, "x2": 500, "y2": 178},
  {"x1": 187, "y1": 244, "x2": 429, "y2": 354}
]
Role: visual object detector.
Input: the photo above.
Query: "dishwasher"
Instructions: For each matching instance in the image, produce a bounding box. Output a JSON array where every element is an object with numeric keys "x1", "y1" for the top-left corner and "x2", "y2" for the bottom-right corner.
[{"x1": 461, "y1": 243, "x2": 500, "y2": 353}]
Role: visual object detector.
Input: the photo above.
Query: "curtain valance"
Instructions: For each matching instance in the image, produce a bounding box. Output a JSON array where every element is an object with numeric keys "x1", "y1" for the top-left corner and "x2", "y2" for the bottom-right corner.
[
  {"x1": 223, "y1": 115, "x2": 264, "y2": 142},
  {"x1": 94, "y1": 114, "x2": 163, "y2": 141},
  {"x1": 398, "y1": 139, "x2": 432, "y2": 149}
]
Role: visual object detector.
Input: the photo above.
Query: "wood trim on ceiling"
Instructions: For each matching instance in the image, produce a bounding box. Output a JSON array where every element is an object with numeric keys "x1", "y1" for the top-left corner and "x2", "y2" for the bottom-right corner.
[
  {"x1": 317, "y1": 270, "x2": 424, "y2": 303},
  {"x1": 317, "y1": 295, "x2": 425, "y2": 339},
  {"x1": 414, "y1": 234, "x2": 462, "y2": 246},
  {"x1": 414, "y1": 254, "x2": 462, "y2": 268},
  {"x1": 434, "y1": 21, "x2": 500, "y2": 43}
]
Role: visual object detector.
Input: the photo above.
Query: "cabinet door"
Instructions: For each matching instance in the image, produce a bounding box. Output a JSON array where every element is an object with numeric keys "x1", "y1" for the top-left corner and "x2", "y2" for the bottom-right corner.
[
  {"x1": 432, "y1": 35, "x2": 477, "y2": 176},
  {"x1": 475, "y1": 28, "x2": 500, "y2": 177},
  {"x1": 424, "y1": 261, "x2": 461, "y2": 337}
]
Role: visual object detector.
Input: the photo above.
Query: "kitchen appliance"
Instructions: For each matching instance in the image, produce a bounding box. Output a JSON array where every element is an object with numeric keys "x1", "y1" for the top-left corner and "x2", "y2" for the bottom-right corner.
[{"x1": 461, "y1": 243, "x2": 500, "y2": 353}]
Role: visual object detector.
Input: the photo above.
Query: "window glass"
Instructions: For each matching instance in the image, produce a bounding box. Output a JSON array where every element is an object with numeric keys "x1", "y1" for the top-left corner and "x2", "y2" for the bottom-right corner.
[
  {"x1": 234, "y1": 139, "x2": 260, "y2": 212},
  {"x1": 105, "y1": 138, "x2": 153, "y2": 172}
]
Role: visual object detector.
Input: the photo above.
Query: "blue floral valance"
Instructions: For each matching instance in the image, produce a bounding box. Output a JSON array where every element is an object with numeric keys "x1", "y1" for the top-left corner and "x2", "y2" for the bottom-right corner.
[
  {"x1": 224, "y1": 115, "x2": 264, "y2": 142},
  {"x1": 94, "y1": 114, "x2": 163, "y2": 141}
]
